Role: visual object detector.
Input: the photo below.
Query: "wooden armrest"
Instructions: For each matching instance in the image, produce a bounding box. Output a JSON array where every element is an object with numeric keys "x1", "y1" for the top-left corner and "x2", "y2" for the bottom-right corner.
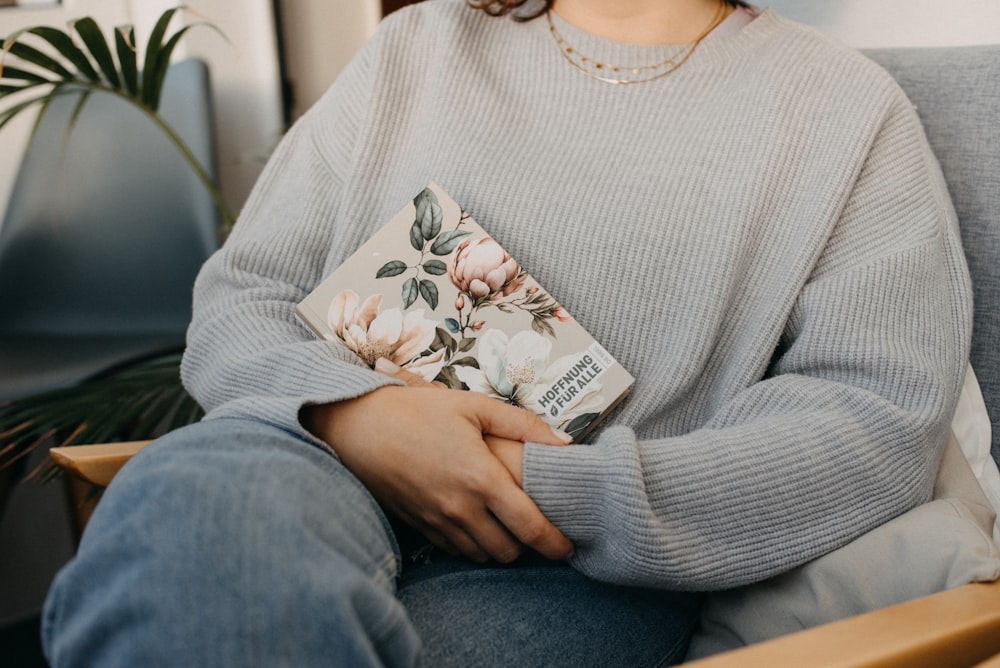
[
  {"x1": 49, "y1": 440, "x2": 152, "y2": 487},
  {"x1": 684, "y1": 578, "x2": 1000, "y2": 668},
  {"x1": 975, "y1": 653, "x2": 1000, "y2": 667}
]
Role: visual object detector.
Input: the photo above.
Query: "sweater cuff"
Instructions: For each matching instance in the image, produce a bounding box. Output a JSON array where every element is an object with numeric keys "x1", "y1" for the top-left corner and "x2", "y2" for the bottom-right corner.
[
  {"x1": 203, "y1": 358, "x2": 402, "y2": 456},
  {"x1": 522, "y1": 439, "x2": 613, "y2": 543}
]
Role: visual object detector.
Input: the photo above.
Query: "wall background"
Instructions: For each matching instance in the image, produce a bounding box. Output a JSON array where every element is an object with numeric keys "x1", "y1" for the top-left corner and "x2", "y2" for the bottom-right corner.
[
  {"x1": 278, "y1": 0, "x2": 380, "y2": 121},
  {"x1": 765, "y1": 0, "x2": 1000, "y2": 48}
]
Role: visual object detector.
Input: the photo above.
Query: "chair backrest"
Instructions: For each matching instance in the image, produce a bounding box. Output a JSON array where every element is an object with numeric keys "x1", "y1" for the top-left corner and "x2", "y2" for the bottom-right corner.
[
  {"x1": 864, "y1": 45, "x2": 1000, "y2": 465},
  {"x1": 0, "y1": 58, "x2": 219, "y2": 337}
]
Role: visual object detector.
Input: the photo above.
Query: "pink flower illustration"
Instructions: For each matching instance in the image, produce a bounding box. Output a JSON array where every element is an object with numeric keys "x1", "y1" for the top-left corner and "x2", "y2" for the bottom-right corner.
[
  {"x1": 552, "y1": 305, "x2": 572, "y2": 322},
  {"x1": 447, "y1": 236, "x2": 526, "y2": 300}
]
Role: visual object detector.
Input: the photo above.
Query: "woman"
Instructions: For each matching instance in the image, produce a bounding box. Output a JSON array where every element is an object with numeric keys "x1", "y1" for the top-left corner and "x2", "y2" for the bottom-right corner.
[{"x1": 43, "y1": 0, "x2": 971, "y2": 665}]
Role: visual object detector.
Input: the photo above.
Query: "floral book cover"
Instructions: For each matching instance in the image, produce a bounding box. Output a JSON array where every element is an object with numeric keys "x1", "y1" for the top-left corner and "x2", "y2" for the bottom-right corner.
[{"x1": 295, "y1": 182, "x2": 634, "y2": 442}]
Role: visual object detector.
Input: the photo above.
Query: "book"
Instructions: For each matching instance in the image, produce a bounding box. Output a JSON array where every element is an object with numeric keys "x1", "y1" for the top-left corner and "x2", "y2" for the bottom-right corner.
[{"x1": 295, "y1": 182, "x2": 634, "y2": 441}]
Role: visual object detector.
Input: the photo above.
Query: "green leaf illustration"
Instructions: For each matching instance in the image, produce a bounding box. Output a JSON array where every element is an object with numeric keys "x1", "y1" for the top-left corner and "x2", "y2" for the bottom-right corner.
[
  {"x1": 444, "y1": 318, "x2": 460, "y2": 334},
  {"x1": 414, "y1": 187, "x2": 442, "y2": 240},
  {"x1": 429, "y1": 327, "x2": 450, "y2": 352},
  {"x1": 401, "y1": 277, "x2": 418, "y2": 308},
  {"x1": 531, "y1": 316, "x2": 556, "y2": 338},
  {"x1": 422, "y1": 259, "x2": 447, "y2": 276},
  {"x1": 451, "y1": 356, "x2": 480, "y2": 368},
  {"x1": 409, "y1": 220, "x2": 424, "y2": 251},
  {"x1": 430, "y1": 229, "x2": 472, "y2": 256},
  {"x1": 435, "y1": 365, "x2": 467, "y2": 391},
  {"x1": 564, "y1": 413, "x2": 599, "y2": 440},
  {"x1": 418, "y1": 279, "x2": 439, "y2": 310},
  {"x1": 458, "y1": 338, "x2": 476, "y2": 353},
  {"x1": 375, "y1": 259, "x2": 408, "y2": 279}
]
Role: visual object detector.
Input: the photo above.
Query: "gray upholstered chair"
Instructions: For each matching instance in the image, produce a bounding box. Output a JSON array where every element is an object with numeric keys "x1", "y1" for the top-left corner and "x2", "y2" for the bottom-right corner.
[{"x1": 683, "y1": 42, "x2": 1000, "y2": 668}]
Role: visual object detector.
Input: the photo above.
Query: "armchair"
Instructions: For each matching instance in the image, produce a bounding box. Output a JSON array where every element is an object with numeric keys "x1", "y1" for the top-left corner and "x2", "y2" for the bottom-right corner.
[{"x1": 48, "y1": 43, "x2": 1000, "y2": 668}]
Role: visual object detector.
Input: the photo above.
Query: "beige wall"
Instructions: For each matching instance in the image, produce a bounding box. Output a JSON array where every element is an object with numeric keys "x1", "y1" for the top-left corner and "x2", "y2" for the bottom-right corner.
[
  {"x1": 278, "y1": 0, "x2": 381, "y2": 121},
  {"x1": 766, "y1": 0, "x2": 1000, "y2": 47},
  {"x1": 0, "y1": 0, "x2": 285, "y2": 220}
]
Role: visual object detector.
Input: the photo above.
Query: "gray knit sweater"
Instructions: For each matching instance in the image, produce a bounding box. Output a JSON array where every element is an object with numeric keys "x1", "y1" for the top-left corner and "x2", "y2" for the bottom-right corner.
[{"x1": 181, "y1": 0, "x2": 972, "y2": 590}]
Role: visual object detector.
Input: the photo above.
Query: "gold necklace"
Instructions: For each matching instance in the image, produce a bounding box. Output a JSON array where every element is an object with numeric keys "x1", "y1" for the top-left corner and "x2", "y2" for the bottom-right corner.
[{"x1": 546, "y1": 2, "x2": 728, "y2": 85}]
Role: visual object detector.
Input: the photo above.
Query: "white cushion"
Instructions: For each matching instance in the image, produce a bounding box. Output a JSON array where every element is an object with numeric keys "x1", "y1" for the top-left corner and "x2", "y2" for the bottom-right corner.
[
  {"x1": 953, "y1": 364, "x2": 1000, "y2": 542},
  {"x1": 685, "y1": 427, "x2": 1000, "y2": 660}
]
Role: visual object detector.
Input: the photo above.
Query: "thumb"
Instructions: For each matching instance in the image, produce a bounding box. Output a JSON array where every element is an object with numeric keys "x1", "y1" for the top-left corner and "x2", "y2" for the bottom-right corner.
[{"x1": 376, "y1": 357, "x2": 572, "y2": 445}]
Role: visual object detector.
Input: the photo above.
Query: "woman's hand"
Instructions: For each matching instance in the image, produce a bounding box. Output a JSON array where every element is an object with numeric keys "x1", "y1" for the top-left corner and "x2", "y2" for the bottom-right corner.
[
  {"x1": 381, "y1": 362, "x2": 529, "y2": 487},
  {"x1": 301, "y1": 363, "x2": 572, "y2": 564},
  {"x1": 483, "y1": 435, "x2": 525, "y2": 487}
]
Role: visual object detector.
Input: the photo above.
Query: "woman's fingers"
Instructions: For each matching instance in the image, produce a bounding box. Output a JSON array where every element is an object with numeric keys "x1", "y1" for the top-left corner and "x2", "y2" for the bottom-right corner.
[
  {"x1": 423, "y1": 524, "x2": 488, "y2": 563},
  {"x1": 474, "y1": 393, "x2": 572, "y2": 446},
  {"x1": 484, "y1": 479, "x2": 573, "y2": 561},
  {"x1": 400, "y1": 494, "x2": 524, "y2": 563},
  {"x1": 484, "y1": 435, "x2": 524, "y2": 486}
]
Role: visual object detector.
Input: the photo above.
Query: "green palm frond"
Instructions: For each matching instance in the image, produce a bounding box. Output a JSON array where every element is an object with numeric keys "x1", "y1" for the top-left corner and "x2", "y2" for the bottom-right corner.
[
  {"x1": 0, "y1": 5, "x2": 235, "y2": 230},
  {"x1": 0, "y1": 352, "x2": 204, "y2": 482}
]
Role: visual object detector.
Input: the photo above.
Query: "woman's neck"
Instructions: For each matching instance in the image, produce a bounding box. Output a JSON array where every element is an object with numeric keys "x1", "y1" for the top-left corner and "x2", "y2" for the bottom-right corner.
[{"x1": 550, "y1": 0, "x2": 731, "y2": 45}]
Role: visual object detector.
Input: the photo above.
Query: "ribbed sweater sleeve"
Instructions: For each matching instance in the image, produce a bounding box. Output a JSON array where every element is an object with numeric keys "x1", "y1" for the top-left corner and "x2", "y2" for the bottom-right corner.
[
  {"x1": 180, "y1": 42, "x2": 399, "y2": 448},
  {"x1": 524, "y1": 92, "x2": 972, "y2": 590}
]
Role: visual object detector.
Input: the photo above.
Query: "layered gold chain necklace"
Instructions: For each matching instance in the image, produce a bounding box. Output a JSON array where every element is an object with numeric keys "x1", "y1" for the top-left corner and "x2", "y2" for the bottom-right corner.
[{"x1": 546, "y1": 2, "x2": 728, "y2": 85}]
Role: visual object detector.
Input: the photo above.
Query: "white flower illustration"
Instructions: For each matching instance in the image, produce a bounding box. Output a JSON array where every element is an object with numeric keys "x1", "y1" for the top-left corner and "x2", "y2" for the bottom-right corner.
[
  {"x1": 326, "y1": 290, "x2": 446, "y2": 381},
  {"x1": 454, "y1": 329, "x2": 605, "y2": 425}
]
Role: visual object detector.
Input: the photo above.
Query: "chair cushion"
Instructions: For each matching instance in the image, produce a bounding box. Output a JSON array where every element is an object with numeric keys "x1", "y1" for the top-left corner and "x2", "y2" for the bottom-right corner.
[
  {"x1": 955, "y1": 365, "x2": 1000, "y2": 540},
  {"x1": 686, "y1": 432, "x2": 1000, "y2": 660}
]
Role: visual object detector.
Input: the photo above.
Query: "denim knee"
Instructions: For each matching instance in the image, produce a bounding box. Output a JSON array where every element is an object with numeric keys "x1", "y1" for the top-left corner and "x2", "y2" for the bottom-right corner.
[{"x1": 43, "y1": 418, "x2": 420, "y2": 667}]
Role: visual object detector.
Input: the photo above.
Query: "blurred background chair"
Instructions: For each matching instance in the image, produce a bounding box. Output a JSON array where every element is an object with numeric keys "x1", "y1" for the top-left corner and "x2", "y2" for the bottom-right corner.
[
  {"x1": 0, "y1": 58, "x2": 219, "y2": 404},
  {"x1": 0, "y1": 57, "x2": 221, "y2": 665}
]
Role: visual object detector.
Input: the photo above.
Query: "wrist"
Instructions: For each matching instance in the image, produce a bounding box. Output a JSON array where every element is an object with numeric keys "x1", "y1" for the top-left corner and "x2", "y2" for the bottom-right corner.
[{"x1": 300, "y1": 385, "x2": 400, "y2": 452}]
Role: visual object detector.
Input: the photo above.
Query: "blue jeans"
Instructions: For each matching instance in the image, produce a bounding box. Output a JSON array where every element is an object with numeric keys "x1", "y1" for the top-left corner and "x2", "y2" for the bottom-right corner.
[{"x1": 42, "y1": 418, "x2": 701, "y2": 666}]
